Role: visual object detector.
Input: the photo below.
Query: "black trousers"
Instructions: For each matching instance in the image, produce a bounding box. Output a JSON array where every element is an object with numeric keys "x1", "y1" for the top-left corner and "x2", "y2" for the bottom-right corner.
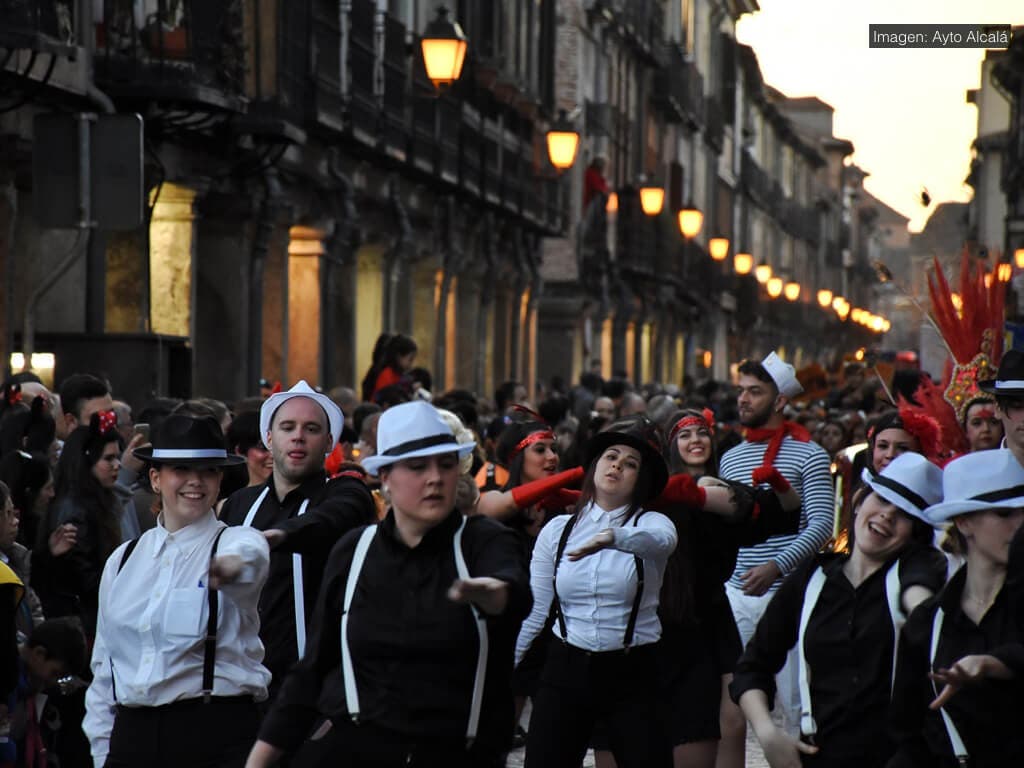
[
  {"x1": 104, "y1": 696, "x2": 259, "y2": 768},
  {"x1": 291, "y1": 719, "x2": 504, "y2": 768},
  {"x1": 524, "y1": 641, "x2": 671, "y2": 768}
]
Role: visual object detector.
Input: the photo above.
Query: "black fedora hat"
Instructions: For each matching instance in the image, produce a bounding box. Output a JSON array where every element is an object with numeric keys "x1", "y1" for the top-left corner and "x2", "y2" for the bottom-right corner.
[
  {"x1": 584, "y1": 415, "x2": 669, "y2": 502},
  {"x1": 133, "y1": 414, "x2": 245, "y2": 467},
  {"x1": 978, "y1": 349, "x2": 1024, "y2": 397}
]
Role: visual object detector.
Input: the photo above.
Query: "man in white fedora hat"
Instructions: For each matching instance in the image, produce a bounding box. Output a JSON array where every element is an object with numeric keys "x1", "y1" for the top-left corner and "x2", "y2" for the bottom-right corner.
[
  {"x1": 222, "y1": 380, "x2": 376, "y2": 702},
  {"x1": 719, "y1": 351, "x2": 834, "y2": 744}
]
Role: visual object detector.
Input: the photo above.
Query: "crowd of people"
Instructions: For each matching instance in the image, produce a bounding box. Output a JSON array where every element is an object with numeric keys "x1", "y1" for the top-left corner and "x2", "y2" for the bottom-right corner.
[{"x1": 0, "y1": 331, "x2": 1020, "y2": 768}]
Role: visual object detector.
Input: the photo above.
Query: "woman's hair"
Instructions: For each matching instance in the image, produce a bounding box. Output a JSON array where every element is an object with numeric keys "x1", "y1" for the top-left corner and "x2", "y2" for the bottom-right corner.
[
  {"x1": 574, "y1": 443, "x2": 653, "y2": 526},
  {"x1": 52, "y1": 415, "x2": 122, "y2": 559},
  {"x1": 0, "y1": 479, "x2": 10, "y2": 512},
  {"x1": 0, "y1": 394, "x2": 56, "y2": 456},
  {"x1": 664, "y1": 409, "x2": 719, "y2": 477},
  {"x1": 226, "y1": 410, "x2": 262, "y2": 454},
  {"x1": 381, "y1": 334, "x2": 417, "y2": 370},
  {"x1": 360, "y1": 333, "x2": 395, "y2": 401}
]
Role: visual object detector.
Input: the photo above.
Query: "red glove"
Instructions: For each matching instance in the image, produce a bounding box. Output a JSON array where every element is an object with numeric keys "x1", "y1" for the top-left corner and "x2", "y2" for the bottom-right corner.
[
  {"x1": 655, "y1": 473, "x2": 706, "y2": 510},
  {"x1": 752, "y1": 467, "x2": 792, "y2": 493},
  {"x1": 539, "y1": 488, "x2": 581, "y2": 513},
  {"x1": 511, "y1": 467, "x2": 585, "y2": 509}
]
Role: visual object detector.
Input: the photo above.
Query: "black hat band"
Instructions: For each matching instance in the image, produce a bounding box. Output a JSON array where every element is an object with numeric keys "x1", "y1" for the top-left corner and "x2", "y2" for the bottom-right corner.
[{"x1": 381, "y1": 433, "x2": 457, "y2": 457}]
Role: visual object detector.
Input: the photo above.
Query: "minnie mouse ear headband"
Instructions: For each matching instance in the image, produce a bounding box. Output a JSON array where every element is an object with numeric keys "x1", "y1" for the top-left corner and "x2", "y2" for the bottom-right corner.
[
  {"x1": 361, "y1": 401, "x2": 475, "y2": 476},
  {"x1": 762, "y1": 352, "x2": 804, "y2": 399},
  {"x1": 133, "y1": 414, "x2": 245, "y2": 468},
  {"x1": 260, "y1": 380, "x2": 343, "y2": 451},
  {"x1": 860, "y1": 452, "x2": 943, "y2": 525},
  {"x1": 584, "y1": 416, "x2": 669, "y2": 502},
  {"x1": 924, "y1": 449, "x2": 1024, "y2": 523}
]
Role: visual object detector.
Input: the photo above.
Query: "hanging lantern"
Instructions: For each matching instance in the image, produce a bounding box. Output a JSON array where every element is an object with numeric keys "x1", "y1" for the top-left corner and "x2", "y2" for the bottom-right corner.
[
  {"x1": 817, "y1": 289, "x2": 833, "y2": 308},
  {"x1": 709, "y1": 237, "x2": 729, "y2": 261},
  {"x1": 754, "y1": 260, "x2": 772, "y2": 284},
  {"x1": 734, "y1": 252, "x2": 753, "y2": 275},
  {"x1": 766, "y1": 277, "x2": 783, "y2": 298},
  {"x1": 420, "y1": 6, "x2": 467, "y2": 89},
  {"x1": 677, "y1": 205, "x2": 703, "y2": 239},
  {"x1": 639, "y1": 182, "x2": 665, "y2": 216},
  {"x1": 784, "y1": 281, "x2": 800, "y2": 301},
  {"x1": 546, "y1": 110, "x2": 580, "y2": 171}
]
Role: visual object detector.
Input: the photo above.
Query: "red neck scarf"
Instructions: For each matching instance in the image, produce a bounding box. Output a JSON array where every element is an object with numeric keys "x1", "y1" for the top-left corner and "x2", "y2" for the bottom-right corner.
[{"x1": 744, "y1": 420, "x2": 811, "y2": 469}]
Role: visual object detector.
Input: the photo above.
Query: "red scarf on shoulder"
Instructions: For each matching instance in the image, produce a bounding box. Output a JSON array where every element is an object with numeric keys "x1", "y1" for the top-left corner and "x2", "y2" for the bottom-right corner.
[{"x1": 745, "y1": 421, "x2": 811, "y2": 470}]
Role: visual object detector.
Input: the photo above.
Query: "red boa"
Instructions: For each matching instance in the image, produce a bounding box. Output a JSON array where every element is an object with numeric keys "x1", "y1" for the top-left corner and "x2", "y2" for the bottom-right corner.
[{"x1": 744, "y1": 421, "x2": 811, "y2": 470}]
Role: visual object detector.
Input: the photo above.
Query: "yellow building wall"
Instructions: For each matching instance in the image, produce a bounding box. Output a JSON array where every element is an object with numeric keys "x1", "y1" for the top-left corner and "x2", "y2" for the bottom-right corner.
[
  {"x1": 149, "y1": 183, "x2": 195, "y2": 337},
  {"x1": 354, "y1": 244, "x2": 384, "y2": 385},
  {"x1": 287, "y1": 227, "x2": 325, "y2": 386}
]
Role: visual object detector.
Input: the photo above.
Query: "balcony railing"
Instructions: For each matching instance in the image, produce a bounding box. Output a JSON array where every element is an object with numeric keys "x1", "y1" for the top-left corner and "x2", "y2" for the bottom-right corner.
[
  {"x1": 93, "y1": 0, "x2": 245, "y2": 107},
  {"x1": 652, "y1": 44, "x2": 704, "y2": 127}
]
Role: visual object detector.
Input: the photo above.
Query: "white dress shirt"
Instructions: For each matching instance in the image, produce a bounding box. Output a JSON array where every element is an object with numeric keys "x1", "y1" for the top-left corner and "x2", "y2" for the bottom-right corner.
[
  {"x1": 84, "y1": 510, "x2": 271, "y2": 767},
  {"x1": 515, "y1": 502, "x2": 677, "y2": 663}
]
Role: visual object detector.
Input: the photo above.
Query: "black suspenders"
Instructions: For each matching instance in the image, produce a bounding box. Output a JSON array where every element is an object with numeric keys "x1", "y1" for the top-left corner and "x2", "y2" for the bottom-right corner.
[
  {"x1": 111, "y1": 527, "x2": 227, "y2": 704},
  {"x1": 551, "y1": 511, "x2": 646, "y2": 649}
]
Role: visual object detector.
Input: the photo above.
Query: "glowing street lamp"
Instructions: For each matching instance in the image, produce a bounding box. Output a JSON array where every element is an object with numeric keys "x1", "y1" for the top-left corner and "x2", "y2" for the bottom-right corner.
[
  {"x1": 678, "y1": 206, "x2": 703, "y2": 239},
  {"x1": 766, "y1": 277, "x2": 783, "y2": 298},
  {"x1": 546, "y1": 110, "x2": 580, "y2": 171},
  {"x1": 421, "y1": 6, "x2": 467, "y2": 89},
  {"x1": 754, "y1": 260, "x2": 772, "y2": 284},
  {"x1": 709, "y1": 237, "x2": 729, "y2": 262},
  {"x1": 734, "y1": 252, "x2": 753, "y2": 275},
  {"x1": 1016, "y1": 248, "x2": 1024, "y2": 269},
  {"x1": 784, "y1": 281, "x2": 800, "y2": 301},
  {"x1": 639, "y1": 182, "x2": 665, "y2": 216},
  {"x1": 817, "y1": 289, "x2": 833, "y2": 308}
]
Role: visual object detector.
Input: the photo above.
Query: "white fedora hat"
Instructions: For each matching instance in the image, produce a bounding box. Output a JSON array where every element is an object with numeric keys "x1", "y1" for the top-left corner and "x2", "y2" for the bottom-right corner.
[
  {"x1": 762, "y1": 351, "x2": 803, "y2": 398},
  {"x1": 860, "y1": 452, "x2": 943, "y2": 525},
  {"x1": 361, "y1": 401, "x2": 475, "y2": 476},
  {"x1": 260, "y1": 380, "x2": 344, "y2": 451},
  {"x1": 924, "y1": 449, "x2": 1024, "y2": 524}
]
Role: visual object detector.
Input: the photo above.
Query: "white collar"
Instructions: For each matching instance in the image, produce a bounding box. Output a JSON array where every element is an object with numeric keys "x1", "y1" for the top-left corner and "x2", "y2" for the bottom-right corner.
[
  {"x1": 152, "y1": 509, "x2": 219, "y2": 558},
  {"x1": 586, "y1": 500, "x2": 632, "y2": 523}
]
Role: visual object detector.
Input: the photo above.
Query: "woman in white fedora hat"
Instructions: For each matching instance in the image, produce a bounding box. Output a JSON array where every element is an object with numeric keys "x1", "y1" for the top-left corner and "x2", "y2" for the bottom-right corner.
[
  {"x1": 83, "y1": 414, "x2": 271, "y2": 768},
  {"x1": 889, "y1": 449, "x2": 1024, "y2": 768},
  {"x1": 246, "y1": 400, "x2": 531, "y2": 768},
  {"x1": 731, "y1": 452, "x2": 947, "y2": 768}
]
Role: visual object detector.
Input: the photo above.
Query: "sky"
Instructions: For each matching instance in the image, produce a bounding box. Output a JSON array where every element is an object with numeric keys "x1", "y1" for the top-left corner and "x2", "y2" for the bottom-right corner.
[{"x1": 736, "y1": 0, "x2": 1024, "y2": 233}]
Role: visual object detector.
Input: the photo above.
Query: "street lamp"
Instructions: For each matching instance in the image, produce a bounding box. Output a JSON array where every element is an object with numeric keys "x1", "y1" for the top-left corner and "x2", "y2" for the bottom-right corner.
[
  {"x1": 709, "y1": 237, "x2": 729, "y2": 262},
  {"x1": 639, "y1": 179, "x2": 665, "y2": 216},
  {"x1": 767, "y1": 277, "x2": 783, "y2": 298},
  {"x1": 836, "y1": 303, "x2": 850, "y2": 321},
  {"x1": 678, "y1": 205, "x2": 703, "y2": 239},
  {"x1": 784, "y1": 281, "x2": 800, "y2": 301},
  {"x1": 421, "y1": 6, "x2": 467, "y2": 89},
  {"x1": 546, "y1": 110, "x2": 580, "y2": 171},
  {"x1": 817, "y1": 289, "x2": 833, "y2": 308},
  {"x1": 754, "y1": 260, "x2": 772, "y2": 284},
  {"x1": 734, "y1": 252, "x2": 753, "y2": 275}
]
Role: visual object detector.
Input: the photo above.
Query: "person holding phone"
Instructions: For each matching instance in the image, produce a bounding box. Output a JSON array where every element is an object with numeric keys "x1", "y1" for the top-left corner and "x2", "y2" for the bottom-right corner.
[{"x1": 83, "y1": 414, "x2": 271, "y2": 768}]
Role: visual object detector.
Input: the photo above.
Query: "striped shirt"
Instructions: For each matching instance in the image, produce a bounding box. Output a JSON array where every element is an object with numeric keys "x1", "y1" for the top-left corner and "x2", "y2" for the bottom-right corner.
[{"x1": 721, "y1": 435, "x2": 834, "y2": 592}]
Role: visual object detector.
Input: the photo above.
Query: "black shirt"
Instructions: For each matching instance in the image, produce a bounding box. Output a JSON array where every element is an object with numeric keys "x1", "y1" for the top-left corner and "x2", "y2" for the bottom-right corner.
[
  {"x1": 888, "y1": 564, "x2": 1024, "y2": 768},
  {"x1": 221, "y1": 471, "x2": 376, "y2": 685},
  {"x1": 730, "y1": 548, "x2": 946, "y2": 763},
  {"x1": 259, "y1": 508, "x2": 531, "y2": 755}
]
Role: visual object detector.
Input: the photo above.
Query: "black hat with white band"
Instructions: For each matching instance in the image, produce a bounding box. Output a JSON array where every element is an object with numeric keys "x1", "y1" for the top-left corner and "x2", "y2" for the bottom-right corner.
[
  {"x1": 978, "y1": 349, "x2": 1024, "y2": 397},
  {"x1": 924, "y1": 449, "x2": 1024, "y2": 524},
  {"x1": 860, "y1": 452, "x2": 942, "y2": 525},
  {"x1": 133, "y1": 414, "x2": 245, "y2": 467},
  {"x1": 361, "y1": 401, "x2": 475, "y2": 476}
]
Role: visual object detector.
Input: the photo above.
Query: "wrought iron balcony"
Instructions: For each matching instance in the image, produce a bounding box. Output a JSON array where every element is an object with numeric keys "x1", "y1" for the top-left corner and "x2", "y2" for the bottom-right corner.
[
  {"x1": 93, "y1": 0, "x2": 245, "y2": 111},
  {"x1": 652, "y1": 44, "x2": 704, "y2": 127}
]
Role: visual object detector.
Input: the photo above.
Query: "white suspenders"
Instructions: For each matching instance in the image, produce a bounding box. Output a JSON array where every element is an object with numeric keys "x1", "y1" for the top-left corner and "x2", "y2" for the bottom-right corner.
[
  {"x1": 242, "y1": 488, "x2": 311, "y2": 658},
  {"x1": 340, "y1": 517, "x2": 488, "y2": 744},
  {"x1": 797, "y1": 560, "x2": 904, "y2": 740},
  {"x1": 930, "y1": 607, "x2": 969, "y2": 765}
]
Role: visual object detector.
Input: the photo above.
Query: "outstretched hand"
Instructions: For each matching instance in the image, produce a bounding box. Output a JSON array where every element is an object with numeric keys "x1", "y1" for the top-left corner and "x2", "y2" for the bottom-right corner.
[
  {"x1": 929, "y1": 654, "x2": 1012, "y2": 709},
  {"x1": 566, "y1": 529, "x2": 615, "y2": 561},
  {"x1": 756, "y1": 725, "x2": 819, "y2": 768},
  {"x1": 208, "y1": 554, "x2": 244, "y2": 589},
  {"x1": 448, "y1": 576, "x2": 509, "y2": 616}
]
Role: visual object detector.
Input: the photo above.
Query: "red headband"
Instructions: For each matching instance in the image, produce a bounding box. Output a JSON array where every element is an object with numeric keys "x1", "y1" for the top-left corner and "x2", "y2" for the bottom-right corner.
[
  {"x1": 973, "y1": 408, "x2": 995, "y2": 421},
  {"x1": 670, "y1": 409, "x2": 715, "y2": 442},
  {"x1": 508, "y1": 429, "x2": 555, "y2": 462}
]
